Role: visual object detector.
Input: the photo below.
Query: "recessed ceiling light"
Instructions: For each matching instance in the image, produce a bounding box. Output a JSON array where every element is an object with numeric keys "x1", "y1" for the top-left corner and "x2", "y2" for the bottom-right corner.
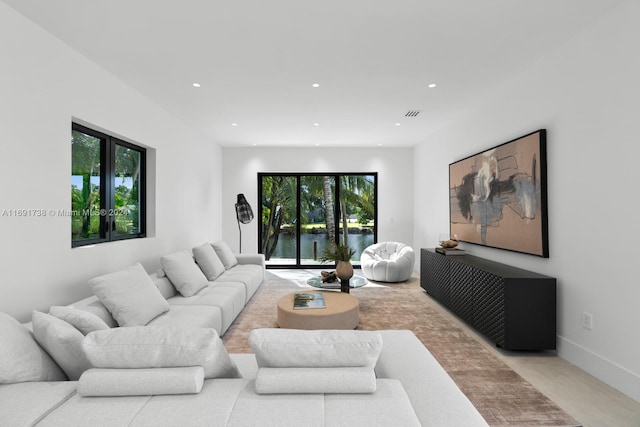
[
  {"x1": 428, "y1": 83, "x2": 437, "y2": 88},
  {"x1": 395, "y1": 123, "x2": 401, "y2": 126},
  {"x1": 192, "y1": 83, "x2": 201, "y2": 87},
  {"x1": 313, "y1": 123, "x2": 320, "y2": 126},
  {"x1": 312, "y1": 83, "x2": 320, "y2": 88},
  {"x1": 231, "y1": 123, "x2": 238, "y2": 126}
]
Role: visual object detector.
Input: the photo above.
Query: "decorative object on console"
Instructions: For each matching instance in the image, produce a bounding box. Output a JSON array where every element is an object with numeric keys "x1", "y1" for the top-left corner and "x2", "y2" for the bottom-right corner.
[
  {"x1": 435, "y1": 247, "x2": 466, "y2": 256},
  {"x1": 235, "y1": 193, "x2": 254, "y2": 253},
  {"x1": 438, "y1": 233, "x2": 459, "y2": 248},
  {"x1": 449, "y1": 129, "x2": 549, "y2": 257}
]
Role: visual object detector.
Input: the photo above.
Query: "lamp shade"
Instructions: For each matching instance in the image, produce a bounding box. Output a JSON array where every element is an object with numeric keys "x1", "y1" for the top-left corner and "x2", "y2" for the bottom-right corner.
[{"x1": 235, "y1": 194, "x2": 254, "y2": 224}]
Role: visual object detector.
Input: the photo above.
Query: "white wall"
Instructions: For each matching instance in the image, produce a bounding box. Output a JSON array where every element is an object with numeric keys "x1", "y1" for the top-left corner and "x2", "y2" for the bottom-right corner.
[
  {"x1": 413, "y1": 0, "x2": 640, "y2": 402},
  {"x1": 221, "y1": 147, "x2": 414, "y2": 256},
  {"x1": 0, "y1": 3, "x2": 222, "y2": 323}
]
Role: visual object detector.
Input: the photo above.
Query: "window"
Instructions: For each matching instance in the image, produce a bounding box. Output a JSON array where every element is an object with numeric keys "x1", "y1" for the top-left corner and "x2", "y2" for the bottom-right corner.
[
  {"x1": 259, "y1": 173, "x2": 377, "y2": 268},
  {"x1": 71, "y1": 123, "x2": 146, "y2": 247}
]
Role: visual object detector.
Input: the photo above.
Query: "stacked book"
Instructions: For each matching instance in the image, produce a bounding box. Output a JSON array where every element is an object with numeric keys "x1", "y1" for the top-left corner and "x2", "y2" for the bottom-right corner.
[
  {"x1": 293, "y1": 292, "x2": 326, "y2": 309},
  {"x1": 435, "y1": 247, "x2": 466, "y2": 256}
]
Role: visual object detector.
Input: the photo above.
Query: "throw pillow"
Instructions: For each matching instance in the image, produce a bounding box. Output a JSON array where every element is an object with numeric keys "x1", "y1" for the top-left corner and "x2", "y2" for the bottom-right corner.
[
  {"x1": 0, "y1": 312, "x2": 66, "y2": 383},
  {"x1": 49, "y1": 306, "x2": 110, "y2": 335},
  {"x1": 249, "y1": 328, "x2": 383, "y2": 368},
  {"x1": 211, "y1": 241, "x2": 238, "y2": 269},
  {"x1": 160, "y1": 251, "x2": 208, "y2": 297},
  {"x1": 192, "y1": 243, "x2": 226, "y2": 280},
  {"x1": 78, "y1": 367, "x2": 204, "y2": 396},
  {"x1": 83, "y1": 326, "x2": 241, "y2": 379},
  {"x1": 32, "y1": 311, "x2": 92, "y2": 381},
  {"x1": 89, "y1": 263, "x2": 170, "y2": 327}
]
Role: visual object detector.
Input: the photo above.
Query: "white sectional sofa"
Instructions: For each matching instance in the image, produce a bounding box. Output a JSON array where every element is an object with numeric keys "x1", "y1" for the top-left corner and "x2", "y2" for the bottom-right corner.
[
  {"x1": 73, "y1": 250, "x2": 264, "y2": 336},
  {"x1": 0, "y1": 241, "x2": 489, "y2": 427}
]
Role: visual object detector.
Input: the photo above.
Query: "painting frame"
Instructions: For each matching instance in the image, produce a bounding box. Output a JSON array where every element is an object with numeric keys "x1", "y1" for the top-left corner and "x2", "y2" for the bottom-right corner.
[{"x1": 449, "y1": 129, "x2": 549, "y2": 257}]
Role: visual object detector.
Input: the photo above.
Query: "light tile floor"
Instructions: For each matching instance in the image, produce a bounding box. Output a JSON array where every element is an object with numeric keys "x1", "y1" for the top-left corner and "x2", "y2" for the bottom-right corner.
[{"x1": 426, "y1": 290, "x2": 640, "y2": 427}]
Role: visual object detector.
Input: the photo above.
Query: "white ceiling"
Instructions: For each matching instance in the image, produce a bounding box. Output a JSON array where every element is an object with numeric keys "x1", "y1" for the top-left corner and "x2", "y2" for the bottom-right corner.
[{"x1": 3, "y1": 0, "x2": 624, "y2": 148}]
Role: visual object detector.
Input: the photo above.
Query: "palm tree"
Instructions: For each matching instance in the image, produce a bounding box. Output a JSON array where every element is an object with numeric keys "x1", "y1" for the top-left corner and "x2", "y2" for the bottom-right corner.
[
  {"x1": 322, "y1": 176, "x2": 336, "y2": 245},
  {"x1": 336, "y1": 175, "x2": 374, "y2": 246},
  {"x1": 71, "y1": 130, "x2": 101, "y2": 238},
  {"x1": 260, "y1": 176, "x2": 296, "y2": 260}
]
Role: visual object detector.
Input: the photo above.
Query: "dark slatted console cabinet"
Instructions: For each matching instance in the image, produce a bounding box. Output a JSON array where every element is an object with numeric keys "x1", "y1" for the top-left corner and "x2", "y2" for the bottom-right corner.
[{"x1": 420, "y1": 249, "x2": 556, "y2": 350}]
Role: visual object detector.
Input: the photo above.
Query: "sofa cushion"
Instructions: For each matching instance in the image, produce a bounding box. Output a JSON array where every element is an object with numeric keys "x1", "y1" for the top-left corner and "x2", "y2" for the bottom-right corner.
[
  {"x1": 32, "y1": 311, "x2": 91, "y2": 381},
  {"x1": 223, "y1": 378, "x2": 420, "y2": 427},
  {"x1": 39, "y1": 379, "x2": 251, "y2": 427},
  {"x1": 216, "y1": 264, "x2": 263, "y2": 302},
  {"x1": 255, "y1": 367, "x2": 376, "y2": 394},
  {"x1": 212, "y1": 241, "x2": 238, "y2": 269},
  {"x1": 167, "y1": 286, "x2": 244, "y2": 335},
  {"x1": 89, "y1": 263, "x2": 170, "y2": 327},
  {"x1": 78, "y1": 367, "x2": 204, "y2": 397},
  {"x1": 323, "y1": 379, "x2": 421, "y2": 427},
  {"x1": 0, "y1": 381, "x2": 77, "y2": 426},
  {"x1": 83, "y1": 326, "x2": 241, "y2": 379},
  {"x1": 193, "y1": 243, "x2": 226, "y2": 280},
  {"x1": 161, "y1": 251, "x2": 209, "y2": 297},
  {"x1": 147, "y1": 304, "x2": 223, "y2": 333},
  {"x1": 249, "y1": 329, "x2": 383, "y2": 368},
  {"x1": 0, "y1": 312, "x2": 66, "y2": 383},
  {"x1": 49, "y1": 305, "x2": 110, "y2": 335}
]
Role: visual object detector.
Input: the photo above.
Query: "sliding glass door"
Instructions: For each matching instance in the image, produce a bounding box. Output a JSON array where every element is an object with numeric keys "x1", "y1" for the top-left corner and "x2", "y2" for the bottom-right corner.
[{"x1": 259, "y1": 173, "x2": 377, "y2": 268}]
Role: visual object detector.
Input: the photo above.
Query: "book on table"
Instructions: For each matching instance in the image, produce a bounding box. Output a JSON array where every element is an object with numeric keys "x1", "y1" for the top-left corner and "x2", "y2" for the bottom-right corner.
[
  {"x1": 293, "y1": 292, "x2": 326, "y2": 309},
  {"x1": 435, "y1": 247, "x2": 466, "y2": 256}
]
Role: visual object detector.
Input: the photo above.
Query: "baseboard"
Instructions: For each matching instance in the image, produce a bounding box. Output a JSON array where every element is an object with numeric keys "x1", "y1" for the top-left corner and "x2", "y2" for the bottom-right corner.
[{"x1": 558, "y1": 336, "x2": 640, "y2": 403}]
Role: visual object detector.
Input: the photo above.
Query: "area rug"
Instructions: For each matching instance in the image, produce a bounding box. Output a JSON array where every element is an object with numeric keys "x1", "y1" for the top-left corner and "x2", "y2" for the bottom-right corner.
[{"x1": 222, "y1": 270, "x2": 581, "y2": 427}]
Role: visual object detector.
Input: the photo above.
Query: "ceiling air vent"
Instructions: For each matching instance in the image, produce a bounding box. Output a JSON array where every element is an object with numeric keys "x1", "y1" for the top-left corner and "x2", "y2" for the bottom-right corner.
[{"x1": 404, "y1": 110, "x2": 422, "y2": 117}]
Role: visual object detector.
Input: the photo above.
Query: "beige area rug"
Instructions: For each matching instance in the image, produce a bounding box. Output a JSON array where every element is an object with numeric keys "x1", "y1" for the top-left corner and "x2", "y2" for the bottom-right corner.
[{"x1": 223, "y1": 270, "x2": 580, "y2": 427}]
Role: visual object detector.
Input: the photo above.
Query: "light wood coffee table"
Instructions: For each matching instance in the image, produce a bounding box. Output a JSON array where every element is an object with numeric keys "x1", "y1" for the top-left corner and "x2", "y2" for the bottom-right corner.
[{"x1": 276, "y1": 291, "x2": 359, "y2": 330}]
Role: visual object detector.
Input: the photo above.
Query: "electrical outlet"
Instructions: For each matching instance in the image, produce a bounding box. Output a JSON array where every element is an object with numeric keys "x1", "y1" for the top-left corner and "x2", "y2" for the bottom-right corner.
[{"x1": 582, "y1": 312, "x2": 593, "y2": 330}]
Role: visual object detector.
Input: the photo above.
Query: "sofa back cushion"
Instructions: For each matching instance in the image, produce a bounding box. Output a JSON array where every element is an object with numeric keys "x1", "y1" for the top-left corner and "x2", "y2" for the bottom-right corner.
[
  {"x1": 32, "y1": 311, "x2": 92, "y2": 381},
  {"x1": 0, "y1": 312, "x2": 66, "y2": 383},
  {"x1": 193, "y1": 243, "x2": 226, "y2": 280},
  {"x1": 49, "y1": 306, "x2": 110, "y2": 335},
  {"x1": 89, "y1": 263, "x2": 170, "y2": 327},
  {"x1": 249, "y1": 328, "x2": 383, "y2": 368},
  {"x1": 160, "y1": 251, "x2": 209, "y2": 297},
  {"x1": 83, "y1": 326, "x2": 241, "y2": 379},
  {"x1": 70, "y1": 296, "x2": 118, "y2": 328},
  {"x1": 151, "y1": 271, "x2": 177, "y2": 299},
  {"x1": 212, "y1": 241, "x2": 238, "y2": 269}
]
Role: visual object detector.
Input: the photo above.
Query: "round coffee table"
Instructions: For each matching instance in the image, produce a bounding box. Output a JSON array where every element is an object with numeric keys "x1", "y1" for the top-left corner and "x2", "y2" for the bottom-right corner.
[{"x1": 277, "y1": 291, "x2": 359, "y2": 330}]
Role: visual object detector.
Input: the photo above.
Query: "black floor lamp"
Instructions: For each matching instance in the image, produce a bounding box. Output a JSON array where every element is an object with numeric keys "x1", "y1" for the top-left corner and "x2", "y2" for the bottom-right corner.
[{"x1": 235, "y1": 193, "x2": 254, "y2": 253}]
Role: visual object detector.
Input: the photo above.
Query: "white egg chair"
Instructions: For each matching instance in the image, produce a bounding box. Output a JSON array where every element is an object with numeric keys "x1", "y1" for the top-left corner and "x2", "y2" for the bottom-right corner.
[{"x1": 360, "y1": 241, "x2": 415, "y2": 282}]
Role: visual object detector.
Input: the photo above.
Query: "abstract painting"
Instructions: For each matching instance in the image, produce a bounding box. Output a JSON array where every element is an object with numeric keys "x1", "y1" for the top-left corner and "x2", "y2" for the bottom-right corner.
[{"x1": 449, "y1": 129, "x2": 549, "y2": 257}]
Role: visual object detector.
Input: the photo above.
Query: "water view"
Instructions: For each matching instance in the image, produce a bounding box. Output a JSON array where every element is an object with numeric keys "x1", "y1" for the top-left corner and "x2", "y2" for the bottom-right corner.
[{"x1": 269, "y1": 233, "x2": 374, "y2": 264}]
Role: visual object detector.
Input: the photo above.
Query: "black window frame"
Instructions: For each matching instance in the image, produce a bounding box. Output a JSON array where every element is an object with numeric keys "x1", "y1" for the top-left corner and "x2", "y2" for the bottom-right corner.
[
  {"x1": 258, "y1": 172, "x2": 378, "y2": 269},
  {"x1": 71, "y1": 122, "x2": 146, "y2": 247}
]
